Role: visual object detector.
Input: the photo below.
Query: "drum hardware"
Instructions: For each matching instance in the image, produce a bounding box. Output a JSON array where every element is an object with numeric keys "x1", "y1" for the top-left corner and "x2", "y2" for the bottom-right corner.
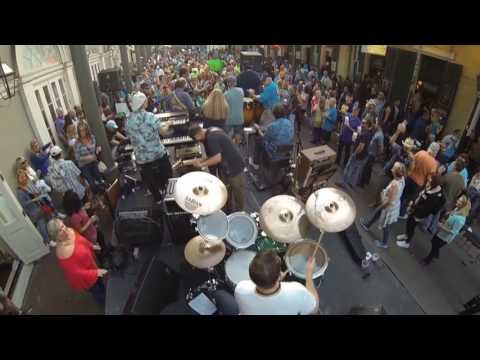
[{"x1": 174, "y1": 171, "x2": 228, "y2": 216}]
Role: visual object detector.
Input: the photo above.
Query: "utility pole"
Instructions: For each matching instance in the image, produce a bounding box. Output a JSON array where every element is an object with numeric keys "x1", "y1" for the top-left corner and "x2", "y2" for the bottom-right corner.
[
  {"x1": 119, "y1": 45, "x2": 132, "y2": 93},
  {"x1": 69, "y1": 45, "x2": 114, "y2": 169}
]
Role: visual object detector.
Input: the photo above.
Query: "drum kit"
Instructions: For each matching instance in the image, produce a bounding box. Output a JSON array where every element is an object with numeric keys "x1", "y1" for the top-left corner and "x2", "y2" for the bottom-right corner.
[{"x1": 173, "y1": 171, "x2": 357, "y2": 308}]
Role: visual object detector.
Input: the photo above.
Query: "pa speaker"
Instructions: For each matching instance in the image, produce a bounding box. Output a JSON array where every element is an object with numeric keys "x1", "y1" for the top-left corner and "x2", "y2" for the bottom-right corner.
[{"x1": 98, "y1": 68, "x2": 123, "y2": 92}]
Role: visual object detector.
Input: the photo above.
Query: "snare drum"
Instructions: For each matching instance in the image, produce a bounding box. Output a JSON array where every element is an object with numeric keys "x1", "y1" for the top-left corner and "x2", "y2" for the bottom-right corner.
[
  {"x1": 196, "y1": 210, "x2": 228, "y2": 244},
  {"x1": 285, "y1": 240, "x2": 329, "y2": 280},
  {"x1": 225, "y1": 212, "x2": 258, "y2": 249},
  {"x1": 224, "y1": 250, "x2": 257, "y2": 290}
]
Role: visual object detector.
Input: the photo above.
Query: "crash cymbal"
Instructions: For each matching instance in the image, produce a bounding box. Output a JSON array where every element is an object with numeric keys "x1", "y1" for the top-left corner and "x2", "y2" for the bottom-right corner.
[
  {"x1": 305, "y1": 187, "x2": 356, "y2": 232},
  {"x1": 174, "y1": 171, "x2": 228, "y2": 216},
  {"x1": 259, "y1": 195, "x2": 311, "y2": 244},
  {"x1": 184, "y1": 236, "x2": 226, "y2": 269}
]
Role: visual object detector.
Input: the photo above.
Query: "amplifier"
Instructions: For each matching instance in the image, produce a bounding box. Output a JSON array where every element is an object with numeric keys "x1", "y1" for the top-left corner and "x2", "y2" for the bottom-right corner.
[
  {"x1": 295, "y1": 145, "x2": 337, "y2": 188},
  {"x1": 115, "y1": 188, "x2": 164, "y2": 246}
]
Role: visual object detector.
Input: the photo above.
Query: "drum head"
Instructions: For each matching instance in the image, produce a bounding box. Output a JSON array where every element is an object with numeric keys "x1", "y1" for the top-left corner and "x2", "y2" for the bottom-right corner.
[
  {"x1": 225, "y1": 250, "x2": 257, "y2": 286},
  {"x1": 197, "y1": 210, "x2": 228, "y2": 244},
  {"x1": 285, "y1": 240, "x2": 328, "y2": 280},
  {"x1": 226, "y1": 212, "x2": 258, "y2": 249}
]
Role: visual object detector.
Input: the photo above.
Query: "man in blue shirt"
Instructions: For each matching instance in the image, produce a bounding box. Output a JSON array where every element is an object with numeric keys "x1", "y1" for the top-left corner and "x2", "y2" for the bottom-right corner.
[
  {"x1": 320, "y1": 98, "x2": 338, "y2": 143},
  {"x1": 126, "y1": 92, "x2": 173, "y2": 203},
  {"x1": 250, "y1": 104, "x2": 294, "y2": 169},
  {"x1": 257, "y1": 77, "x2": 280, "y2": 111},
  {"x1": 336, "y1": 106, "x2": 361, "y2": 167}
]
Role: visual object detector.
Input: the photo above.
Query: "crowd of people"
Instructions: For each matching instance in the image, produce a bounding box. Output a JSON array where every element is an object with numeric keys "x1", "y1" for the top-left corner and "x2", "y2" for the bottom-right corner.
[{"x1": 9, "y1": 45, "x2": 480, "y2": 314}]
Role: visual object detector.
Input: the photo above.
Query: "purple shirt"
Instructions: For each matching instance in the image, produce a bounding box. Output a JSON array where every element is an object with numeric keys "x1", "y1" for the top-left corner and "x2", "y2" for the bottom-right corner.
[{"x1": 340, "y1": 113, "x2": 361, "y2": 144}]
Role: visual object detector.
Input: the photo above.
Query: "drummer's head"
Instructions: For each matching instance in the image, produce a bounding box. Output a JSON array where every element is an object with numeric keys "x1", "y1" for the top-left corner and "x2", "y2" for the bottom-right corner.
[
  {"x1": 188, "y1": 124, "x2": 206, "y2": 142},
  {"x1": 249, "y1": 251, "x2": 282, "y2": 290}
]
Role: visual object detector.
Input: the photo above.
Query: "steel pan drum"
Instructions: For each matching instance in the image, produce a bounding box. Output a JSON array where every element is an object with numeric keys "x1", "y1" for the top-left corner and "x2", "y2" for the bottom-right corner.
[
  {"x1": 196, "y1": 210, "x2": 228, "y2": 244},
  {"x1": 225, "y1": 212, "x2": 258, "y2": 249},
  {"x1": 285, "y1": 240, "x2": 329, "y2": 280}
]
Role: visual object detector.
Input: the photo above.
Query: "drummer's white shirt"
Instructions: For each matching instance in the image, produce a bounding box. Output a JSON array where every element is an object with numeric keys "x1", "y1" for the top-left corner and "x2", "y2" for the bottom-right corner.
[{"x1": 234, "y1": 280, "x2": 316, "y2": 315}]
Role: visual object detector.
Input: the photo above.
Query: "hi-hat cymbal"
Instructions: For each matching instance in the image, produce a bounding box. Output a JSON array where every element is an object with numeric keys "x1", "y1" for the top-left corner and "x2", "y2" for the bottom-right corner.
[
  {"x1": 259, "y1": 195, "x2": 311, "y2": 244},
  {"x1": 174, "y1": 171, "x2": 228, "y2": 216},
  {"x1": 305, "y1": 187, "x2": 356, "y2": 232},
  {"x1": 184, "y1": 236, "x2": 226, "y2": 269}
]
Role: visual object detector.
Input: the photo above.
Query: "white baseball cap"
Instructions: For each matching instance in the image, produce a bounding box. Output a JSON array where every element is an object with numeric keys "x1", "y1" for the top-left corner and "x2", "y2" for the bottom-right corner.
[
  {"x1": 131, "y1": 91, "x2": 147, "y2": 112},
  {"x1": 50, "y1": 145, "x2": 62, "y2": 157},
  {"x1": 106, "y1": 119, "x2": 118, "y2": 131}
]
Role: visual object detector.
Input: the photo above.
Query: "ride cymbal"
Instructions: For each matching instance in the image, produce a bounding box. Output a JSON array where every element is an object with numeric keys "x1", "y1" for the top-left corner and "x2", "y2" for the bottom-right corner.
[
  {"x1": 174, "y1": 171, "x2": 228, "y2": 216},
  {"x1": 259, "y1": 195, "x2": 311, "y2": 244},
  {"x1": 305, "y1": 187, "x2": 356, "y2": 232}
]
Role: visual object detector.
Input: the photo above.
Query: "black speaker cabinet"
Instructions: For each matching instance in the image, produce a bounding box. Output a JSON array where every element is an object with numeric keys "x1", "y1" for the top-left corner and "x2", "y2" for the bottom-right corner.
[
  {"x1": 124, "y1": 256, "x2": 179, "y2": 314},
  {"x1": 98, "y1": 68, "x2": 123, "y2": 92}
]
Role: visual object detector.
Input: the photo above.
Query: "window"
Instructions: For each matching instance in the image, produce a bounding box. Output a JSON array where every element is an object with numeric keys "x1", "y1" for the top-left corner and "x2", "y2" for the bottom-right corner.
[
  {"x1": 43, "y1": 85, "x2": 56, "y2": 120},
  {"x1": 35, "y1": 90, "x2": 56, "y2": 145},
  {"x1": 50, "y1": 81, "x2": 63, "y2": 110},
  {"x1": 58, "y1": 79, "x2": 70, "y2": 110}
]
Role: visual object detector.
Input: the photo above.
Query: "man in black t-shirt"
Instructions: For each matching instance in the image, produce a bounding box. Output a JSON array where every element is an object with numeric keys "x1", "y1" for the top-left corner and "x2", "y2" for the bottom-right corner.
[
  {"x1": 342, "y1": 117, "x2": 374, "y2": 187},
  {"x1": 189, "y1": 125, "x2": 246, "y2": 213},
  {"x1": 237, "y1": 65, "x2": 261, "y2": 96}
]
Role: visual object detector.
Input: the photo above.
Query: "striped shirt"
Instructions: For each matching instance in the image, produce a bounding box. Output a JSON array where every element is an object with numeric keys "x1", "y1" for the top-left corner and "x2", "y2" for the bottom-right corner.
[{"x1": 74, "y1": 136, "x2": 97, "y2": 167}]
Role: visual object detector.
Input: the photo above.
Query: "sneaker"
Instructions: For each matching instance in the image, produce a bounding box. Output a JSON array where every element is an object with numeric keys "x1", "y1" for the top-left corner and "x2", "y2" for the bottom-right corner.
[
  {"x1": 396, "y1": 240, "x2": 410, "y2": 249},
  {"x1": 359, "y1": 218, "x2": 370, "y2": 232},
  {"x1": 396, "y1": 234, "x2": 407, "y2": 241},
  {"x1": 374, "y1": 240, "x2": 388, "y2": 249},
  {"x1": 398, "y1": 214, "x2": 408, "y2": 220},
  {"x1": 248, "y1": 157, "x2": 259, "y2": 170},
  {"x1": 49, "y1": 241, "x2": 57, "y2": 248}
]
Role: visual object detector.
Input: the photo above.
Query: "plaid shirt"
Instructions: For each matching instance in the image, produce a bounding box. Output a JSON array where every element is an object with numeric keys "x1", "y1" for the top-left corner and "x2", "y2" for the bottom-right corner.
[{"x1": 47, "y1": 158, "x2": 86, "y2": 199}]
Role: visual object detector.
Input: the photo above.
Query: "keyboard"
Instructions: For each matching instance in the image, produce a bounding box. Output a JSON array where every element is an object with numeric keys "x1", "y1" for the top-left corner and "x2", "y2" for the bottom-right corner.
[
  {"x1": 167, "y1": 118, "x2": 189, "y2": 126},
  {"x1": 161, "y1": 136, "x2": 195, "y2": 146}
]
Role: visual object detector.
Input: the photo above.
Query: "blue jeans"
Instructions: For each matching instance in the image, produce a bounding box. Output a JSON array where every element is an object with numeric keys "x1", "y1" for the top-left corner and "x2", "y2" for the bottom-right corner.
[
  {"x1": 212, "y1": 290, "x2": 238, "y2": 315},
  {"x1": 88, "y1": 278, "x2": 106, "y2": 306},
  {"x1": 80, "y1": 161, "x2": 103, "y2": 188},
  {"x1": 365, "y1": 207, "x2": 390, "y2": 245},
  {"x1": 384, "y1": 143, "x2": 402, "y2": 174}
]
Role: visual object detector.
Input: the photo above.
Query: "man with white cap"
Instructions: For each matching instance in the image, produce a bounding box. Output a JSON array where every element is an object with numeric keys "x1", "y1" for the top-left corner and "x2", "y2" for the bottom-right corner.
[
  {"x1": 126, "y1": 92, "x2": 173, "y2": 203},
  {"x1": 47, "y1": 145, "x2": 86, "y2": 201}
]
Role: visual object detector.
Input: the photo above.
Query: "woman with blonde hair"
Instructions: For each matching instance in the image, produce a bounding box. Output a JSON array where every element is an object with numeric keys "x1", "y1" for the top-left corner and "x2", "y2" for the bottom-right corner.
[
  {"x1": 47, "y1": 218, "x2": 107, "y2": 305},
  {"x1": 202, "y1": 88, "x2": 230, "y2": 130},
  {"x1": 74, "y1": 122, "x2": 104, "y2": 190},
  {"x1": 423, "y1": 194, "x2": 470, "y2": 265},
  {"x1": 360, "y1": 161, "x2": 406, "y2": 248}
]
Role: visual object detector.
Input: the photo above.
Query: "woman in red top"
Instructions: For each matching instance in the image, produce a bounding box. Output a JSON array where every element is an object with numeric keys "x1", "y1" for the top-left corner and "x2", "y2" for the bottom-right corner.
[{"x1": 47, "y1": 218, "x2": 108, "y2": 305}]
